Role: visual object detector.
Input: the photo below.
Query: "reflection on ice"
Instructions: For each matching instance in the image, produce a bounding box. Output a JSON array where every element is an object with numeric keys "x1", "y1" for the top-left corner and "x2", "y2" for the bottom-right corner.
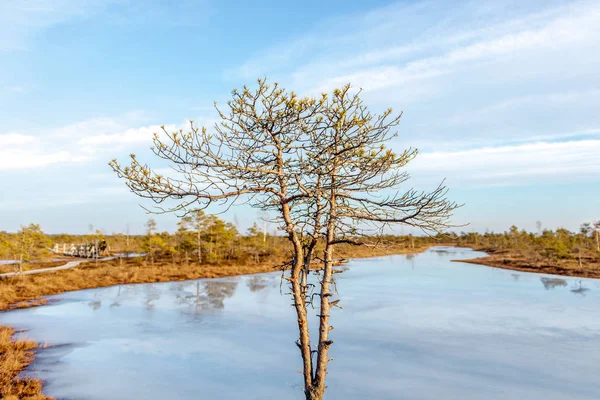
[
  {"x1": 539, "y1": 277, "x2": 594, "y2": 296},
  {"x1": 246, "y1": 275, "x2": 275, "y2": 292},
  {"x1": 540, "y1": 277, "x2": 568, "y2": 290},
  {"x1": 1, "y1": 247, "x2": 599, "y2": 400},
  {"x1": 174, "y1": 280, "x2": 239, "y2": 317},
  {"x1": 571, "y1": 281, "x2": 591, "y2": 296}
]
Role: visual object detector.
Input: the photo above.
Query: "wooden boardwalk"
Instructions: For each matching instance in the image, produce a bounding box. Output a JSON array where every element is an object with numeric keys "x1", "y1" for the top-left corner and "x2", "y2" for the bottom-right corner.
[
  {"x1": 51, "y1": 241, "x2": 107, "y2": 258},
  {"x1": 0, "y1": 260, "x2": 86, "y2": 278},
  {"x1": 0, "y1": 255, "x2": 119, "y2": 278}
]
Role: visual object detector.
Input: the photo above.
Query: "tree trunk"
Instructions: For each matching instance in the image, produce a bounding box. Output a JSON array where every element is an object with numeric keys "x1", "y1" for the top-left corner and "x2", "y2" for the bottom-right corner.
[
  {"x1": 312, "y1": 192, "x2": 336, "y2": 399},
  {"x1": 281, "y1": 200, "x2": 315, "y2": 398},
  {"x1": 302, "y1": 237, "x2": 318, "y2": 294},
  {"x1": 19, "y1": 253, "x2": 23, "y2": 277},
  {"x1": 197, "y1": 228, "x2": 202, "y2": 264}
]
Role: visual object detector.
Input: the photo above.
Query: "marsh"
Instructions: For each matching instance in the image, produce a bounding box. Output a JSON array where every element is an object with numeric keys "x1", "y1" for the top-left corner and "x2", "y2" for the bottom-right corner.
[{"x1": 2, "y1": 247, "x2": 599, "y2": 400}]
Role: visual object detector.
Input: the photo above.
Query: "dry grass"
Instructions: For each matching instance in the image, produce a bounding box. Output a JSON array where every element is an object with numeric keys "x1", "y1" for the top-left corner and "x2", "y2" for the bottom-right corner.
[
  {"x1": 0, "y1": 326, "x2": 51, "y2": 400},
  {"x1": 336, "y1": 243, "x2": 433, "y2": 259},
  {"x1": 457, "y1": 249, "x2": 600, "y2": 279}
]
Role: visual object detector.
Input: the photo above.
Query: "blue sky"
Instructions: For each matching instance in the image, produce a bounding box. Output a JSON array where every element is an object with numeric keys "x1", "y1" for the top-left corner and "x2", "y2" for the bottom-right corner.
[{"x1": 1, "y1": 0, "x2": 599, "y2": 235}]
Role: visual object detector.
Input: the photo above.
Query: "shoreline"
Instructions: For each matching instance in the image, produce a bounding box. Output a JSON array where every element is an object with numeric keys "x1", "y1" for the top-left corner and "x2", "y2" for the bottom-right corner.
[
  {"x1": 0, "y1": 244, "x2": 434, "y2": 399},
  {"x1": 7, "y1": 243, "x2": 596, "y2": 399},
  {"x1": 454, "y1": 249, "x2": 600, "y2": 280}
]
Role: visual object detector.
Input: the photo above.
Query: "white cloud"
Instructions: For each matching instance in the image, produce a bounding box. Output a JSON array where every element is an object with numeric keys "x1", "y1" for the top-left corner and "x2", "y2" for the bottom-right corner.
[
  {"x1": 0, "y1": 185, "x2": 129, "y2": 208},
  {"x1": 5, "y1": 86, "x2": 27, "y2": 93},
  {"x1": 75, "y1": 116, "x2": 218, "y2": 154},
  {"x1": 0, "y1": 116, "x2": 137, "y2": 170},
  {"x1": 0, "y1": 0, "x2": 117, "y2": 52},
  {"x1": 304, "y1": 2, "x2": 600, "y2": 95},
  {"x1": 0, "y1": 113, "x2": 217, "y2": 170},
  {"x1": 0, "y1": 132, "x2": 84, "y2": 170},
  {"x1": 224, "y1": 0, "x2": 600, "y2": 173},
  {"x1": 0, "y1": 114, "x2": 143, "y2": 170},
  {"x1": 1, "y1": 133, "x2": 35, "y2": 146},
  {"x1": 444, "y1": 90, "x2": 600, "y2": 127},
  {"x1": 78, "y1": 124, "x2": 176, "y2": 153},
  {"x1": 49, "y1": 116, "x2": 129, "y2": 139},
  {"x1": 409, "y1": 139, "x2": 600, "y2": 186},
  {"x1": 0, "y1": 148, "x2": 87, "y2": 170}
]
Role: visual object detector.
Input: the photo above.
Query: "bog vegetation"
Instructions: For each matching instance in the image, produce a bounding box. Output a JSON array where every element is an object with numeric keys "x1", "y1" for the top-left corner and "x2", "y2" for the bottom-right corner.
[
  {"x1": 455, "y1": 222, "x2": 600, "y2": 277},
  {"x1": 1, "y1": 78, "x2": 598, "y2": 400},
  {"x1": 1, "y1": 217, "x2": 599, "y2": 400},
  {"x1": 1, "y1": 217, "x2": 599, "y2": 276}
]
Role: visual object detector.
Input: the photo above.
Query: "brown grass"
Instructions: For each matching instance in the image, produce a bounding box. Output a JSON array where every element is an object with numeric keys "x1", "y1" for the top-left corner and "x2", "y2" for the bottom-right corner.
[
  {"x1": 456, "y1": 249, "x2": 600, "y2": 279},
  {"x1": 0, "y1": 326, "x2": 51, "y2": 400},
  {"x1": 336, "y1": 243, "x2": 433, "y2": 259}
]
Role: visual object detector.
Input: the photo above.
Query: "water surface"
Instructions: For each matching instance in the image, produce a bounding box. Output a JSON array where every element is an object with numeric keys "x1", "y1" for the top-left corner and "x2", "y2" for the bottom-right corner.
[{"x1": 2, "y1": 247, "x2": 599, "y2": 399}]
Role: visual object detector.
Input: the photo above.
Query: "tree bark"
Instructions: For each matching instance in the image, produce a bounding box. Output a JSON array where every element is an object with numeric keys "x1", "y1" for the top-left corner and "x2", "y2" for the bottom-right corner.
[
  {"x1": 312, "y1": 185, "x2": 337, "y2": 399},
  {"x1": 282, "y1": 201, "x2": 314, "y2": 397},
  {"x1": 197, "y1": 228, "x2": 202, "y2": 264}
]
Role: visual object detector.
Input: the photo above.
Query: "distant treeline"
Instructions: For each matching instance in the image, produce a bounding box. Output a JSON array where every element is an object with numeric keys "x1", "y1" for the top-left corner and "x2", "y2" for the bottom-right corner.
[
  {"x1": 1, "y1": 215, "x2": 599, "y2": 266},
  {"x1": 454, "y1": 222, "x2": 600, "y2": 264}
]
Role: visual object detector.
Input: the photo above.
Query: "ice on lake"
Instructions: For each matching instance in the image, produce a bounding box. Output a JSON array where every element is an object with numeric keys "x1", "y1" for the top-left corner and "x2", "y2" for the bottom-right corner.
[{"x1": 2, "y1": 247, "x2": 599, "y2": 400}]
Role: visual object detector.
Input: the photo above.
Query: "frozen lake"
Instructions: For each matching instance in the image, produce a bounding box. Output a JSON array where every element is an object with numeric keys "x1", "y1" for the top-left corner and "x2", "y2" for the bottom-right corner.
[{"x1": 2, "y1": 247, "x2": 599, "y2": 399}]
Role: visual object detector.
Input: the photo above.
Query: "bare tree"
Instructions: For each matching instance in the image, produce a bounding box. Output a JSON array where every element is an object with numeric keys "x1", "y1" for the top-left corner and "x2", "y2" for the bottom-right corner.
[
  {"x1": 145, "y1": 218, "x2": 157, "y2": 265},
  {"x1": 293, "y1": 85, "x2": 458, "y2": 397},
  {"x1": 125, "y1": 224, "x2": 131, "y2": 258},
  {"x1": 110, "y1": 79, "x2": 458, "y2": 400},
  {"x1": 180, "y1": 210, "x2": 209, "y2": 264},
  {"x1": 594, "y1": 220, "x2": 600, "y2": 252},
  {"x1": 11, "y1": 224, "x2": 50, "y2": 276}
]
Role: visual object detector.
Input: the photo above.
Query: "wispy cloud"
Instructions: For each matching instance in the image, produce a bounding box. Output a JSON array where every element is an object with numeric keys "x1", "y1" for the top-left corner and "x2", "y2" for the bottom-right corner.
[
  {"x1": 225, "y1": 0, "x2": 600, "y2": 191},
  {"x1": 0, "y1": 112, "x2": 217, "y2": 170},
  {"x1": 0, "y1": 132, "x2": 88, "y2": 170},
  {"x1": 1, "y1": 0, "x2": 598, "y2": 231},
  {"x1": 2, "y1": 133, "x2": 35, "y2": 146},
  {"x1": 229, "y1": 1, "x2": 598, "y2": 90},
  {"x1": 0, "y1": 0, "x2": 117, "y2": 52},
  {"x1": 442, "y1": 90, "x2": 600, "y2": 127},
  {"x1": 300, "y1": 1, "x2": 599, "y2": 95},
  {"x1": 409, "y1": 139, "x2": 600, "y2": 186},
  {"x1": 0, "y1": 185, "x2": 129, "y2": 209},
  {"x1": 78, "y1": 124, "x2": 176, "y2": 153},
  {"x1": 0, "y1": 114, "x2": 139, "y2": 170}
]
